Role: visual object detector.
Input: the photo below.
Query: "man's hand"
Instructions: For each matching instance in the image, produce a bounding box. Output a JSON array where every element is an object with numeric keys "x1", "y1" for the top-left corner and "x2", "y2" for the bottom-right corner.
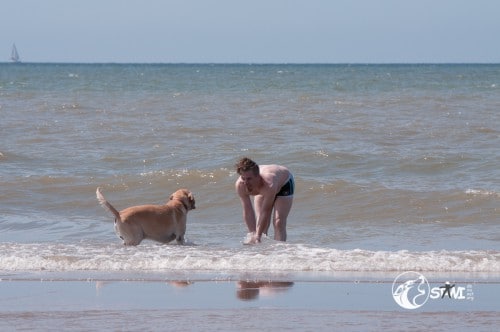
[{"x1": 243, "y1": 232, "x2": 261, "y2": 245}]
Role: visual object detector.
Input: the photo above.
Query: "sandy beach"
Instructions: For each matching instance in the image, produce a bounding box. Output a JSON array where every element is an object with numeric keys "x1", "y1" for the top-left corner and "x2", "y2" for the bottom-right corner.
[{"x1": 1, "y1": 272, "x2": 498, "y2": 331}]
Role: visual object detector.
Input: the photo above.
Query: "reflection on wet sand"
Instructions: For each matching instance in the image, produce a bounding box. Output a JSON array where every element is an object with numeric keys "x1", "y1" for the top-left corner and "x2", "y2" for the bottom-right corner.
[
  {"x1": 236, "y1": 281, "x2": 294, "y2": 301},
  {"x1": 163, "y1": 280, "x2": 295, "y2": 301},
  {"x1": 167, "y1": 280, "x2": 194, "y2": 288}
]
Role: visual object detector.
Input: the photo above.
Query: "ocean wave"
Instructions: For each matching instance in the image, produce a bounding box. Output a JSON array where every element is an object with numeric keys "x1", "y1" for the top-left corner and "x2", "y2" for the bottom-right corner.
[{"x1": 1, "y1": 242, "x2": 498, "y2": 274}]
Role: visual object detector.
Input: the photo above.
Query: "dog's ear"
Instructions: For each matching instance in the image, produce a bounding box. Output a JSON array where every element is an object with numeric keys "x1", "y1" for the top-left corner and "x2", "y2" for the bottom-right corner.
[{"x1": 188, "y1": 192, "x2": 195, "y2": 209}]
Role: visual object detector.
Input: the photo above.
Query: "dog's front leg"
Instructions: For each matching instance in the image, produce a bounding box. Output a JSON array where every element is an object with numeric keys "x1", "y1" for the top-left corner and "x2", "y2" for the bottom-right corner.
[{"x1": 176, "y1": 235, "x2": 185, "y2": 245}]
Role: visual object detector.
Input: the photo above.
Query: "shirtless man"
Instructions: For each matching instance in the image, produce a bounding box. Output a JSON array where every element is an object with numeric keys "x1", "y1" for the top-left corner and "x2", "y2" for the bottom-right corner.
[{"x1": 235, "y1": 157, "x2": 294, "y2": 244}]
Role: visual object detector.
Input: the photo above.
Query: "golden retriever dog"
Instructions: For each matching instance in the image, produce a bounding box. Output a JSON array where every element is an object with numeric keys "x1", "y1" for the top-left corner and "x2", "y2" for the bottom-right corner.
[{"x1": 96, "y1": 187, "x2": 195, "y2": 245}]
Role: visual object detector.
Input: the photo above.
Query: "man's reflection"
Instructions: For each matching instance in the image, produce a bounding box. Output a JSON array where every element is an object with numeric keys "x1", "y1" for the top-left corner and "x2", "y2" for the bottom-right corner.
[{"x1": 236, "y1": 281, "x2": 294, "y2": 301}]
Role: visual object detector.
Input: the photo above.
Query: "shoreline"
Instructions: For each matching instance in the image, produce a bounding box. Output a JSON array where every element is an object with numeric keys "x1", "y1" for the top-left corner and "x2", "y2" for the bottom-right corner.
[{"x1": 2, "y1": 269, "x2": 499, "y2": 281}]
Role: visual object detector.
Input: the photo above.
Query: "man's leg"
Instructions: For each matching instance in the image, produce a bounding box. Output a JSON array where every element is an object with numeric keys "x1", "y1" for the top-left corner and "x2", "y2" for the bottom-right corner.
[{"x1": 273, "y1": 196, "x2": 293, "y2": 241}]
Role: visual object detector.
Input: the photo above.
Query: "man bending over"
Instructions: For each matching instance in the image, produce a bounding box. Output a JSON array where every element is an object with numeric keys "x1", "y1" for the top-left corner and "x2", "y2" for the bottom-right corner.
[{"x1": 235, "y1": 157, "x2": 294, "y2": 244}]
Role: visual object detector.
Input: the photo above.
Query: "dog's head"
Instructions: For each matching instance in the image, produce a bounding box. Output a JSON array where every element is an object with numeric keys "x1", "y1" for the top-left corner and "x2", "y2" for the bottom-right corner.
[{"x1": 169, "y1": 189, "x2": 196, "y2": 211}]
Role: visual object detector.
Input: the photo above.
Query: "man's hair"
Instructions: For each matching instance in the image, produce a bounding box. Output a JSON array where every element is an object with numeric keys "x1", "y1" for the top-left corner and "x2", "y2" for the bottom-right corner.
[{"x1": 235, "y1": 157, "x2": 259, "y2": 175}]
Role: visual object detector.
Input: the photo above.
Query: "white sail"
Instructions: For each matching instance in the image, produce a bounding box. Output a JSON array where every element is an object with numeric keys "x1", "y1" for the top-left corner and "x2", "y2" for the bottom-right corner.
[{"x1": 10, "y1": 43, "x2": 20, "y2": 62}]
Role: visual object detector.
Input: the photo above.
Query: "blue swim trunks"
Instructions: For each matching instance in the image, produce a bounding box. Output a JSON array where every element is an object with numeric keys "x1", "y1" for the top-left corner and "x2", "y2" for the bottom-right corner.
[{"x1": 276, "y1": 175, "x2": 295, "y2": 197}]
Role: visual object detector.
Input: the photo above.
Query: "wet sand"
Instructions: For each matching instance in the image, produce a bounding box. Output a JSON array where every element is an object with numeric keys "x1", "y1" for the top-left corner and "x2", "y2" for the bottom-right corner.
[{"x1": 0, "y1": 273, "x2": 498, "y2": 331}]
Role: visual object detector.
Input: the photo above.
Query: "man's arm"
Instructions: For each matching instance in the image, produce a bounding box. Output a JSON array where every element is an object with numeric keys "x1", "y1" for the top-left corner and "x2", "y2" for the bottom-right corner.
[
  {"x1": 254, "y1": 194, "x2": 275, "y2": 242},
  {"x1": 236, "y1": 181, "x2": 256, "y2": 233}
]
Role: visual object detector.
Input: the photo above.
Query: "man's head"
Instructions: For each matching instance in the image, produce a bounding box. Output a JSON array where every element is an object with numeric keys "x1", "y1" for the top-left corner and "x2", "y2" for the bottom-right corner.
[
  {"x1": 235, "y1": 157, "x2": 259, "y2": 176},
  {"x1": 235, "y1": 157, "x2": 260, "y2": 193}
]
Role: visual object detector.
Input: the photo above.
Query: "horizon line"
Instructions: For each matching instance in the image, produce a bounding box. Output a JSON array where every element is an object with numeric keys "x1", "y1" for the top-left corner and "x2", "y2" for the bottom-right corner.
[{"x1": 2, "y1": 61, "x2": 500, "y2": 65}]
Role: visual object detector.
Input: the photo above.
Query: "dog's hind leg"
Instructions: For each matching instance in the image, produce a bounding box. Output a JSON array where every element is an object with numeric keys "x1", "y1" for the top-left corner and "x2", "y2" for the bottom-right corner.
[{"x1": 115, "y1": 221, "x2": 144, "y2": 246}]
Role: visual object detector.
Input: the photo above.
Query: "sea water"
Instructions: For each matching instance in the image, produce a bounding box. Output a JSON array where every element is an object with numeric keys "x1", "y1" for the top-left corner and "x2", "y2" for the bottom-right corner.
[{"x1": 1, "y1": 63, "x2": 499, "y2": 277}]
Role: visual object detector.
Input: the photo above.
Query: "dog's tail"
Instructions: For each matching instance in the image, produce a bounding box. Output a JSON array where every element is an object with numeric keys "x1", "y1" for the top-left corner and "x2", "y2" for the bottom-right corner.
[{"x1": 96, "y1": 187, "x2": 121, "y2": 222}]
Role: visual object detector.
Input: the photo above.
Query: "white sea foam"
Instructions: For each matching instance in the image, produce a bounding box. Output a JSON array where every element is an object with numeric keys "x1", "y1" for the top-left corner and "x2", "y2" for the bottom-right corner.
[
  {"x1": 465, "y1": 188, "x2": 499, "y2": 197},
  {"x1": 0, "y1": 242, "x2": 498, "y2": 274}
]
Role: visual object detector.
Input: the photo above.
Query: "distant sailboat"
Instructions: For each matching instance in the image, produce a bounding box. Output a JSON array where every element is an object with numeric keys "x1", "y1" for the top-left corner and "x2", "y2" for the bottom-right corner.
[{"x1": 10, "y1": 43, "x2": 20, "y2": 62}]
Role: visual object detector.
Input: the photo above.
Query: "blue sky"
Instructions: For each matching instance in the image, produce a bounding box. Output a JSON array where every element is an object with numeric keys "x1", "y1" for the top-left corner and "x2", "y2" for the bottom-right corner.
[{"x1": 2, "y1": 0, "x2": 499, "y2": 63}]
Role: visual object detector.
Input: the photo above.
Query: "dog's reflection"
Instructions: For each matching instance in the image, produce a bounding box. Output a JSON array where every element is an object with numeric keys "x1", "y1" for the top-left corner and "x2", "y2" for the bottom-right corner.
[{"x1": 236, "y1": 281, "x2": 294, "y2": 301}]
